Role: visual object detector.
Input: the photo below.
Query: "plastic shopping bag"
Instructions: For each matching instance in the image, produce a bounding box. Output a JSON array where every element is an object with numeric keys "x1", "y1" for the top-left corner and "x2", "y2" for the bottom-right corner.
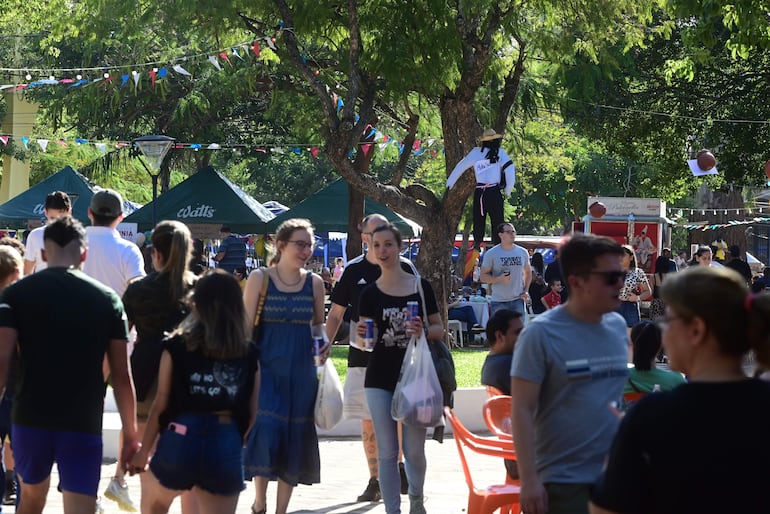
[
  {"x1": 315, "y1": 358, "x2": 344, "y2": 430},
  {"x1": 391, "y1": 333, "x2": 444, "y2": 428}
]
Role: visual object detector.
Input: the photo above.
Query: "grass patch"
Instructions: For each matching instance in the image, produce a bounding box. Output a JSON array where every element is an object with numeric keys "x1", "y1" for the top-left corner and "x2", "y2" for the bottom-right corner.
[{"x1": 329, "y1": 344, "x2": 490, "y2": 389}]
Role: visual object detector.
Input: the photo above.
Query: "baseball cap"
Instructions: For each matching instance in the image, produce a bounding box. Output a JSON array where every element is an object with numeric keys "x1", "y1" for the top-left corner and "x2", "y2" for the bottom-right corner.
[{"x1": 90, "y1": 188, "x2": 123, "y2": 217}]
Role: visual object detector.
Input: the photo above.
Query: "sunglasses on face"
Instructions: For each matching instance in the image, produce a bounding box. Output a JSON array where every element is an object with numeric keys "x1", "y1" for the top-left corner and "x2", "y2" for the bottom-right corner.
[{"x1": 586, "y1": 270, "x2": 626, "y2": 285}]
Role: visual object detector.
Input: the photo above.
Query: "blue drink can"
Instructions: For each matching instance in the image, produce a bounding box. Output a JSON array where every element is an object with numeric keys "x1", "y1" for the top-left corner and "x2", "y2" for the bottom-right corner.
[
  {"x1": 362, "y1": 319, "x2": 375, "y2": 351},
  {"x1": 406, "y1": 301, "x2": 419, "y2": 321},
  {"x1": 312, "y1": 337, "x2": 323, "y2": 367}
]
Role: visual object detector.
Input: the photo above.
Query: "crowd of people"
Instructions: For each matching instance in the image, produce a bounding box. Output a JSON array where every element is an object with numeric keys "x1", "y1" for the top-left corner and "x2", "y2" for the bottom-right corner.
[{"x1": 2, "y1": 185, "x2": 770, "y2": 514}]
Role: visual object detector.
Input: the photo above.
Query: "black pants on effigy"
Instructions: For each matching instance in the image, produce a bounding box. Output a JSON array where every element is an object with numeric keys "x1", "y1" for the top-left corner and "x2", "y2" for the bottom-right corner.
[{"x1": 473, "y1": 185, "x2": 504, "y2": 248}]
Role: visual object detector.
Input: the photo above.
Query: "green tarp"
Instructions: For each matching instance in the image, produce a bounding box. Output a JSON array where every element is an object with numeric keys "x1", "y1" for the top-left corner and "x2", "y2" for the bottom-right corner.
[
  {"x1": 124, "y1": 166, "x2": 274, "y2": 233},
  {"x1": 0, "y1": 166, "x2": 97, "y2": 228},
  {"x1": 260, "y1": 179, "x2": 418, "y2": 237}
]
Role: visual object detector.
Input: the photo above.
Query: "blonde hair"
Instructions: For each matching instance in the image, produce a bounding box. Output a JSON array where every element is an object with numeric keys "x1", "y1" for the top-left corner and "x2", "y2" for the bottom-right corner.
[
  {"x1": 151, "y1": 221, "x2": 196, "y2": 304},
  {"x1": 170, "y1": 270, "x2": 250, "y2": 359},
  {"x1": 269, "y1": 218, "x2": 314, "y2": 266},
  {"x1": 661, "y1": 266, "x2": 770, "y2": 366}
]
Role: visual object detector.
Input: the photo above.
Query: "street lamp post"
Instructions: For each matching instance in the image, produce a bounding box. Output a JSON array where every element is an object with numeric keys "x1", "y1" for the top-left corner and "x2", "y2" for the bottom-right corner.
[{"x1": 133, "y1": 135, "x2": 175, "y2": 228}]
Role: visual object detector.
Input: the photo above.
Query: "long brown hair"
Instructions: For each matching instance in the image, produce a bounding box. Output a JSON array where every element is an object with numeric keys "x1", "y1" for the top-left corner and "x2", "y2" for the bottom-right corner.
[
  {"x1": 170, "y1": 270, "x2": 250, "y2": 359},
  {"x1": 151, "y1": 221, "x2": 196, "y2": 303},
  {"x1": 269, "y1": 218, "x2": 314, "y2": 266}
]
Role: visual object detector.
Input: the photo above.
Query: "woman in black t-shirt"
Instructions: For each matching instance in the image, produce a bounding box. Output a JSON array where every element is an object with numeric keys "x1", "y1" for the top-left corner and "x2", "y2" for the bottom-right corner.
[
  {"x1": 357, "y1": 225, "x2": 443, "y2": 514},
  {"x1": 129, "y1": 270, "x2": 259, "y2": 514}
]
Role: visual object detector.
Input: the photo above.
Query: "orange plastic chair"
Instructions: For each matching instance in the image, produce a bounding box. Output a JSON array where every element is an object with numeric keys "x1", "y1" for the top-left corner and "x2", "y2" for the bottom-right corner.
[
  {"x1": 485, "y1": 385, "x2": 506, "y2": 398},
  {"x1": 483, "y1": 395, "x2": 513, "y2": 441},
  {"x1": 445, "y1": 407, "x2": 521, "y2": 514},
  {"x1": 623, "y1": 392, "x2": 646, "y2": 403}
]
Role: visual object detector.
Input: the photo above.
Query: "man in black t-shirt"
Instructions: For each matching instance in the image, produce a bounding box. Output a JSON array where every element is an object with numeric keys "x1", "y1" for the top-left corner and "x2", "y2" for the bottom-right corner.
[
  {"x1": 0, "y1": 216, "x2": 138, "y2": 514},
  {"x1": 326, "y1": 214, "x2": 414, "y2": 503}
]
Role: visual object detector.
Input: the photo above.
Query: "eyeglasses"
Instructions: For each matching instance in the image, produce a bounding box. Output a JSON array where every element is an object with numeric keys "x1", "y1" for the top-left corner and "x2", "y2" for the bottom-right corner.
[
  {"x1": 288, "y1": 240, "x2": 315, "y2": 251},
  {"x1": 655, "y1": 314, "x2": 684, "y2": 329},
  {"x1": 501, "y1": 229, "x2": 516, "y2": 234},
  {"x1": 585, "y1": 270, "x2": 626, "y2": 285}
]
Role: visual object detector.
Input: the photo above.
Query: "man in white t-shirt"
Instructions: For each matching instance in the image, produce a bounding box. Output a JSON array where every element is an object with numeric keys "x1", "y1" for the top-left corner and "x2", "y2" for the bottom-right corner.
[
  {"x1": 82, "y1": 188, "x2": 145, "y2": 512},
  {"x1": 23, "y1": 191, "x2": 72, "y2": 275},
  {"x1": 480, "y1": 223, "x2": 532, "y2": 317}
]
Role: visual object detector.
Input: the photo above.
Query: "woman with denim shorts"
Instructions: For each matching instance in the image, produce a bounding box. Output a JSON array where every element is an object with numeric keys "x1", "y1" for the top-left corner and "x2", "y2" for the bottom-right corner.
[
  {"x1": 129, "y1": 270, "x2": 259, "y2": 513},
  {"x1": 357, "y1": 224, "x2": 444, "y2": 514}
]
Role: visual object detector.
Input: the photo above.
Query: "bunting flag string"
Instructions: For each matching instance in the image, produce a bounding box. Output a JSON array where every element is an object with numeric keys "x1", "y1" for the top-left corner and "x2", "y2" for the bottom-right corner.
[
  {"x1": 0, "y1": 130, "x2": 445, "y2": 162},
  {"x1": 668, "y1": 206, "x2": 769, "y2": 216},
  {"x1": 680, "y1": 217, "x2": 770, "y2": 231}
]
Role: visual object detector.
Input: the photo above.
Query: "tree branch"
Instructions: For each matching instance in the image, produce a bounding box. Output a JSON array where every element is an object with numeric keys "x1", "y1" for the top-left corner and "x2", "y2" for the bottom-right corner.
[
  {"x1": 494, "y1": 38, "x2": 527, "y2": 131},
  {"x1": 391, "y1": 108, "x2": 419, "y2": 186}
]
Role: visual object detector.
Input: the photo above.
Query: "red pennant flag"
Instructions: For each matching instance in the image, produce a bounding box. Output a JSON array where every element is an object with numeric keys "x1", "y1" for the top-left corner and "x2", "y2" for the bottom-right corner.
[
  {"x1": 383, "y1": 135, "x2": 390, "y2": 143},
  {"x1": 56, "y1": 139, "x2": 68, "y2": 147},
  {"x1": 412, "y1": 139, "x2": 421, "y2": 151},
  {"x1": 149, "y1": 69, "x2": 157, "y2": 87},
  {"x1": 310, "y1": 147, "x2": 319, "y2": 158},
  {"x1": 430, "y1": 149, "x2": 437, "y2": 157},
  {"x1": 255, "y1": 148, "x2": 267, "y2": 153},
  {"x1": 252, "y1": 40, "x2": 261, "y2": 57},
  {"x1": 0, "y1": 136, "x2": 7, "y2": 146},
  {"x1": 219, "y1": 52, "x2": 232, "y2": 65},
  {"x1": 362, "y1": 144, "x2": 372, "y2": 156}
]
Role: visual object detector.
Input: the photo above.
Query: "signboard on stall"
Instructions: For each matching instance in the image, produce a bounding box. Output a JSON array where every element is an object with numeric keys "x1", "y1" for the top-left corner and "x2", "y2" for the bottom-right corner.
[
  {"x1": 117, "y1": 223, "x2": 139, "y2": 243},
  {"x1": 587, "y1": 197, "x2": 665, "y2": 217}
]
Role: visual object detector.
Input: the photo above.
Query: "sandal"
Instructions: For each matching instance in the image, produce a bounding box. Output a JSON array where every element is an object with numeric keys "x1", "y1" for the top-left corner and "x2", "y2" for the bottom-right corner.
[{"x1": 251, "y1": 507, "x2": 266, "y2": 514}]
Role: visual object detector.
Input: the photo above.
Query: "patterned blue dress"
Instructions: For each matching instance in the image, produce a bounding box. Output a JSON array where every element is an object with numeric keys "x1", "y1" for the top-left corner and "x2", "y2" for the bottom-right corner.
[{"x1": 244, "y1": 273, "x2": 320, "y2": 486}]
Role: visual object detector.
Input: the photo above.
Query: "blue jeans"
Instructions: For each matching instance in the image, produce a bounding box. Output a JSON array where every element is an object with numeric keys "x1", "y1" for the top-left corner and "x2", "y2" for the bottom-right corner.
[
  {"x1": 491, "y1": 298, "x2": 525, "y2": 317},
  {"x1": 365, "y1": 388, "x2": 427, "y2": 514},
  {"x1": 448, "y1": 306, "x2": 479, "y2": 326},
  {"x1": 617, "y1": 301, "x2": 640, "y2": 328}
]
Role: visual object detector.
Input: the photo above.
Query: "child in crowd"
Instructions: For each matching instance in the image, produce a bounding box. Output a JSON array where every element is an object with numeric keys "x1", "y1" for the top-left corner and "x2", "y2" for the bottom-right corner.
[
  {"x1": 129, "y1": 270, "x2": 259, "y2": 513},
  {"x1": 541, "y1": 279, "x2": 563, "y2": 310}
]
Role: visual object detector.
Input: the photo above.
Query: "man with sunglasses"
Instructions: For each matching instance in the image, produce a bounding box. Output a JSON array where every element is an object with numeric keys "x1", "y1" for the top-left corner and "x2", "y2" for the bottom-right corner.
[
  {"x1": 511, "y1": 233, "x2": 629, "y2": 514},
  {"x1": 480, "y1": 223, "x2": 532, "y2": 317}
]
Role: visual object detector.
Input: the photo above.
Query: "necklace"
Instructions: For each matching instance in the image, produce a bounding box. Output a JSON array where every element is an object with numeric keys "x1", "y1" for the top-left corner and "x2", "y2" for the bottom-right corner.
[{"x1": 275, "y1": 267, "x2": 303, "y2": 287}]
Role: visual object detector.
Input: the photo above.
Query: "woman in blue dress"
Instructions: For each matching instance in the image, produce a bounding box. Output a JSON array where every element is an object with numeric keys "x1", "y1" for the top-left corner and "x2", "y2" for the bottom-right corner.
[{"x1": 243, "y1": 218, "x2": 326, "y2": 514}]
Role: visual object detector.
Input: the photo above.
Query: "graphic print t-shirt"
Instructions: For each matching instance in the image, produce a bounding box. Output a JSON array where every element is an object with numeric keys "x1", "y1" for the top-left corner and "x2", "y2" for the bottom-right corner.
[{"x1": 358, "y1": 278, "x2": 438, "y2": 392}]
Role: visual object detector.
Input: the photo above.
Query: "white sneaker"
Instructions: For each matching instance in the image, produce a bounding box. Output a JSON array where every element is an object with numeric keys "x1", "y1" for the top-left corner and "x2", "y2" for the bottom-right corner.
[
  {"x1": 103, "y1": 478, "x2": 138, "y2": 512},
  {"x1": 95, "y1": 497, "x2": 105, "y2": 514}
]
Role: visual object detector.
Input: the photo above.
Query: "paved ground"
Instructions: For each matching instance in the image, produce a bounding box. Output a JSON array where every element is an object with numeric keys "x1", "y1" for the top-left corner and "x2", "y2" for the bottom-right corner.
[{"x1": 6, "y1": 435, "x2": 506, "y2": 513}]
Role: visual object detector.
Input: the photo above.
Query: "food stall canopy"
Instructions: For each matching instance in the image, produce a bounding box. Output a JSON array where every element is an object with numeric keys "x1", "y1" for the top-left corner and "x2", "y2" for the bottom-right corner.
[
  {"x1": 124, "y1": 166, "x2": 274, "y2": 234},
  {"x1": 260, "y1": 178, "x2": 419, "y2": 237}
]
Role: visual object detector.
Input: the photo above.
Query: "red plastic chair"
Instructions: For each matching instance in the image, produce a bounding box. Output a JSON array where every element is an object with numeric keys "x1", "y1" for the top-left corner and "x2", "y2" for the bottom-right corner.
[
  {"x1": 623, "y1": 392, "x2": 646, "y2": 403},
  {"x1": 485, "y1": 385, "x2": 506, "y2": 398},
  {"x1": 483, "y1": 395, "x2": 513, "y2": 441},
  {"x1": 445, "y1": 407, "x2": 521, "y2": 514}
]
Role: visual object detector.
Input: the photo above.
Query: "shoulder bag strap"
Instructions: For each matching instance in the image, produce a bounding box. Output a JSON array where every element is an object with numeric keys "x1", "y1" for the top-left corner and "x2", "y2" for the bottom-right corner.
[{"x1": 254, "y1": 267, "x2": 270, "y2": 327}]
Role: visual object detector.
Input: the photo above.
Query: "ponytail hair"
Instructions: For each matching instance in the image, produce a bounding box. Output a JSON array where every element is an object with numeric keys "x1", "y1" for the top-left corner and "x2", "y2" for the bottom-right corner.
[
  {"x1": 151, "y1": 221, "x2": 195, "y2": 303},
  {"x1": 630, "y1": 321, "x2": 662, "y2": 371},
  {"x1": 481, "y1": 138, "x2": 501, "y2": 164},
  {"x1": 661, "y1": 266, "x2": 770, "y2": 365}
]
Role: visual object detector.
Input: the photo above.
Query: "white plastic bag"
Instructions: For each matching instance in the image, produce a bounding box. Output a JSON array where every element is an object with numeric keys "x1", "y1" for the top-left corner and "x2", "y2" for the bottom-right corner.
[
  {"x1": 315, "y1": 358, "x2": 344, "y2": 430},
  {"x1": 391, "y1": 332, "x2": 444, "y2": 428}
]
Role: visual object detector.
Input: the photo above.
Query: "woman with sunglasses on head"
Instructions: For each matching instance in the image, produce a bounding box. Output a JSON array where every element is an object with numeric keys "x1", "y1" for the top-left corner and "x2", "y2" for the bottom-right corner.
[
  {"x1": 357, "y1": 224, "x2": 444, "y2": 514},
  {"x1": 242, "y1": 219, "x2": 326, "y2": 514},
  {"x1": 590, "y1": 266, "x2": 770, "y2": 514},
  {"x1": 617, "y1": 245, "x2": 651, "y2": 330}
]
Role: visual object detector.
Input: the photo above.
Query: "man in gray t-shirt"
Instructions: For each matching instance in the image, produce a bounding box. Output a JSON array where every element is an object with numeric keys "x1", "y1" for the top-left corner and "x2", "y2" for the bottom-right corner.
[
  {"x1": 511, "y1": 233, "x2": 629, "y2": 514},
  {"x1": 480, "y1": 223, "x2": 532, "y2": 317}
]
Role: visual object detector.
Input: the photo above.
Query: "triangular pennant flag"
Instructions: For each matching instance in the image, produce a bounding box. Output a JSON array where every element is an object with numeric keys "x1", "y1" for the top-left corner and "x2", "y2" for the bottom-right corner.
[
  {"x1": 232, "y1": 47, "x2": 244, "y2": 61},
  {"x1": 412, "y1": 139, "x2": 421, "y2": 151},
  {"x1": 219, "y1": 52, "x2": 231, "y2": 66},
  {"x1": 172, "y1": 65, "x2": 191, "y2": 76},
  {"x1": 266, "y1": 37, "x2": 276, "y2": 50},
  {"x1": 158, "y1": 68, "x2": 168, "y2": 79},
  {"x1": 0, "y1": 136, "x2": 8, "y2": 146},
  {"x1": 252, "y1": 40, "x2": 261, "y2": 57},
  {"x1": 190, "y1": 144, "x2": 202, "y2": 150},
  {"x1": 255, "y1": 148, "x2": 267, "y2": 153},
  {"x1": 133, "y1": 72, "x2": 141, "y2": 87},
  {"x1": 37, "y1": 139, "x2": 49, "y2": 152},
  {"x1": 121, "y1": 74, "x2": 129, "y2": 87},
  {"x1": 271, "y1": 147, "x2": 285, "y2": 154},
  {"x1": 208, "y1": 55, "x2": 222, "y2": 71},
  {"x1": 75, "y1": 138, "x2": 88, "y2": 144},
  {"x1": 310, "y1": 147, "x2": 319, "y2": 158},
  {"x1": 56, "y1": 139, "x2": 67, "y2": 147},
  {"x1": 207, "y1": 143, "x2": 221, "y2": 149},
  {"x1": 336, "y1": 98, "x2": 344, "y2": 113},
  {"x1": 378, "y1": 143, "x2": 388, "y2": 151},
  {"x1": 362, "y1": 143, "x2": 372, "y2": 156},
  {"x1": 427, "y1": 138, "x2": 435, "y2": 147},
  {"x1": 291, "y1": 147, "x2": 302, "y2": 155},
  {"x1": 149, "y1": 69, "x2": 157, "y2": 86},
  {"x1": 21, "y1": 137, "x2": 29, "y2": 149},
  {"x1": 96, "y1": 143, "x2": 107, "y2": 154}
]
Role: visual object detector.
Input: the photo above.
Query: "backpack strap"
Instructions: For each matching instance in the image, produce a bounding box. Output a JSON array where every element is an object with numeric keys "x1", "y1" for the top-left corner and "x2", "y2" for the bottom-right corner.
[{"x1": 254, "y1": 267, "x2": 270, "y2": 327}]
